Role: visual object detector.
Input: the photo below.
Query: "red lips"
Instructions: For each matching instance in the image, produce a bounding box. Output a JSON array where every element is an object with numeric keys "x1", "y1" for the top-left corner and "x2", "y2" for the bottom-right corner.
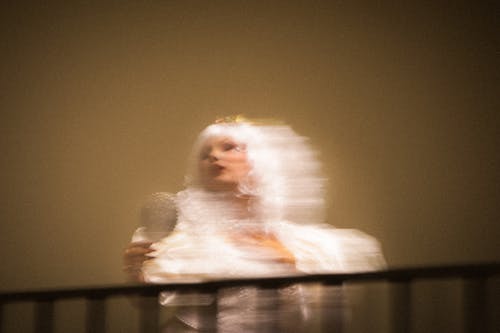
[{"x1": 210, "y1": 163, "x2": 226, "y2": 175}]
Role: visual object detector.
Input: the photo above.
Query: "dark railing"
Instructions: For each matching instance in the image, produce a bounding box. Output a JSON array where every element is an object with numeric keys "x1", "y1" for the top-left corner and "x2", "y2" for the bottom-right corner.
[{"x1": 1, "y1": 262, "x2": 499, "y2": 333}]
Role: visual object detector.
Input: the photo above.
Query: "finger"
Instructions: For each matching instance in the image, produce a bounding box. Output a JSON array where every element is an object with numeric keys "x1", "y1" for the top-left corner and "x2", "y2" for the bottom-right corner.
[
  {"x1": 125, "y1": 242, "x2": 154, "y2": 252},
  {"x1": 124, "y1": 246, "x2": 155, "y2": 257},
  {"x1": 124, "y1": 250, "x2": 154, "y2": 260},
  {"x1": 123, "y1": 253, "x2": 155, "y2": 265},
  {"x1": 129, "y1": 241, "x2": 154, "y2": 247}
]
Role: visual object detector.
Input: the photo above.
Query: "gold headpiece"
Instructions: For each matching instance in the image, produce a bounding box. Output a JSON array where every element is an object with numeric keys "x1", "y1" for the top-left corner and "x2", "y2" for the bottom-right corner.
[{"x1": 214, "y1": 114, "x2": 248, "y2": 124}]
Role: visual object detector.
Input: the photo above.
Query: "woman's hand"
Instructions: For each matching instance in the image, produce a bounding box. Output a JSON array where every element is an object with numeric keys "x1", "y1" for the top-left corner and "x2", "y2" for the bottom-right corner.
[{"x1": 123, "y1": 241, "x2": 154, "y2": 283}]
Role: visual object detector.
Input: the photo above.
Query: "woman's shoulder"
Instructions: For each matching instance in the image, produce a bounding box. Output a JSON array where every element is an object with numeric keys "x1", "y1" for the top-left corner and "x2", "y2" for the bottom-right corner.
[{"x1": 275, "y1": 221, "x2": 386, "y2": 272}]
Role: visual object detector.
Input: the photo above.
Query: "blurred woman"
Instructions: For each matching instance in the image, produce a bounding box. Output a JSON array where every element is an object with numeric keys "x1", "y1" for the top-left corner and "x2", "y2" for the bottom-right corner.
[{"x1": 123, "y1": 116, "x2": 385, "y2": 332}]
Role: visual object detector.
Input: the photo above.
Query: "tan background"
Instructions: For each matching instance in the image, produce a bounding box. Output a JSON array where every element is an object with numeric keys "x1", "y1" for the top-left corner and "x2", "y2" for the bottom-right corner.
[{"x1": 1, "y1": 1, "x2": 498, "y2": 293}]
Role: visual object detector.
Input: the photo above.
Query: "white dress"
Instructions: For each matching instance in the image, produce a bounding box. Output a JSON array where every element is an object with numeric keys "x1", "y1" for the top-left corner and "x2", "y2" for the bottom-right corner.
[{"x1": 131, "y1": 190, "x2": 385, "y2": 332}]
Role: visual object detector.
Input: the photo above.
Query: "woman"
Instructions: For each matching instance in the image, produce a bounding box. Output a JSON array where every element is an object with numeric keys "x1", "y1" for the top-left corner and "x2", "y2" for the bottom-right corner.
[{"x1": 123, "y1": 116, "x2": 385, "y2": 332}]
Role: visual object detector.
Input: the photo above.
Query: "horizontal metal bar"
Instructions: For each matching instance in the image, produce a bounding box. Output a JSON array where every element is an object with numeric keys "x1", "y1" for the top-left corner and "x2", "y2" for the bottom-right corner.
[{"x1": 1, "y1": 262, "x2": 499, "y2": 303}]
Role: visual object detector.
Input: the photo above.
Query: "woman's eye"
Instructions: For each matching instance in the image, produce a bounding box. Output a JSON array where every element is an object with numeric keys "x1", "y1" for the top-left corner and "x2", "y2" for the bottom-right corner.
[{"x1": 223, "y1": 143, "x2": 236, "y2": 151}]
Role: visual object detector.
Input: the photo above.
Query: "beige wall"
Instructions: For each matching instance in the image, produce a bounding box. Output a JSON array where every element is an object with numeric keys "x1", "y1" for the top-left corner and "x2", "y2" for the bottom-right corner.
[{"x1": 1, "y1": 1, "x2": 498, "y2": 292}]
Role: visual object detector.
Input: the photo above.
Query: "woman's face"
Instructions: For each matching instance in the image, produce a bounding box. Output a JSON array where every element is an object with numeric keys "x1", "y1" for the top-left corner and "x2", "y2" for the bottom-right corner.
[{"x1": 198, "y1": 136, "x2": 251, "y2": 192}]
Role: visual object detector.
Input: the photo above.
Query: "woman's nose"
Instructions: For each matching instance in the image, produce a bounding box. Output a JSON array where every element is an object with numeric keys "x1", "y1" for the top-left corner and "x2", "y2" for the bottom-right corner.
[{"x1": 208, "y1": 150, "x2": 220, "y2": 162}]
